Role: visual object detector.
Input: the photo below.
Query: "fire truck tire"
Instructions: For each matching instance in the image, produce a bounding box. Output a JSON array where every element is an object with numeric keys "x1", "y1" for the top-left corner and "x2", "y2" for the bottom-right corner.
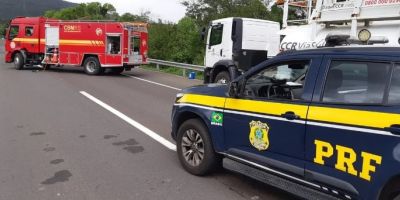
[
  {"x1": 214, "y1": 71, "x2": 230, "y2": 84},
  {"x1": 110, "y1": 67, "x2": 124, "y2": 75},
  {"x1": 83, "y1": 57, "x2": 104, "y2": 75},
  {"x1": 14, "y1": 53, "x2": 24, "y2": 70}
]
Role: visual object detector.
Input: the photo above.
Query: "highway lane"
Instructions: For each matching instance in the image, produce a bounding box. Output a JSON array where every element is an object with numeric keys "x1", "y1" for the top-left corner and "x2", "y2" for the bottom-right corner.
[{"x1": 0, "y1": 55, "x2": 296, "y2": 199}]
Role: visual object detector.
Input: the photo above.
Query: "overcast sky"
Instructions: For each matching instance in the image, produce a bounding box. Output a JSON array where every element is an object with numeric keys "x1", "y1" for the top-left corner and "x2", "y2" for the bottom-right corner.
[{"x1": 66, "y1": 0, "x2": 187, "y2": 23}]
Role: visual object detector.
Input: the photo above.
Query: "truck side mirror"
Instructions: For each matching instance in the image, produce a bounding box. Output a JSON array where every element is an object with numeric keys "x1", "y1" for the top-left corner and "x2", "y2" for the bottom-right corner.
[
  {"x1": 228, "y1": 81, "x2": 239, "y2": 98},
  {"x1": 4, "y1": 28, "x2": 9, "y2": 40},
  {"x1": 200, "y1": 27, "x2": 206, "y2": 41}
]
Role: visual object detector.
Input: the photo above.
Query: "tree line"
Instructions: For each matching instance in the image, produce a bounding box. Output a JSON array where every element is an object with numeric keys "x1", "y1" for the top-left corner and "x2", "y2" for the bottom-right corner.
[
  {"x1": 1, "y1": 1, "x2": 285, "y2": 65},
  {"x1": 0, "y1": 22, "x2": 6, "y2": 38}
]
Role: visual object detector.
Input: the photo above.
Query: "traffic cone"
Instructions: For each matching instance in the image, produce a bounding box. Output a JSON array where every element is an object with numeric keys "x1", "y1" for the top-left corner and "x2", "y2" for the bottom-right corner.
[{"x1": 51, "y1": 48, "x2": 59, "y2": 63}]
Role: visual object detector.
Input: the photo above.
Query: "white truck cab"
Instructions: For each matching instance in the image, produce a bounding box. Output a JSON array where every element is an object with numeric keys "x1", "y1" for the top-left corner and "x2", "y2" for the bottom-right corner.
[{"x1": 204, "y1": 17, "x2": 280, "y2": 84}]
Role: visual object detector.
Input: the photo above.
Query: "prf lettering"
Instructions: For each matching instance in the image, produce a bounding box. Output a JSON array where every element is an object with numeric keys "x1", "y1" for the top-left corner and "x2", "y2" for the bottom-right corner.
[{"x1": 314, "y1": 140, "x2": 382, "y2": 181}]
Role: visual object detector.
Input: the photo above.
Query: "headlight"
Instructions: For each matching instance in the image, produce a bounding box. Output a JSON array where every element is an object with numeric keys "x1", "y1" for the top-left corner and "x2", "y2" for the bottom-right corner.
[
  {"x1": 358, "y1": 29, "x2": 371, "y2": 42},
  {"x1": 175, "y1": 93, "x2": 185, "y2": 103}
]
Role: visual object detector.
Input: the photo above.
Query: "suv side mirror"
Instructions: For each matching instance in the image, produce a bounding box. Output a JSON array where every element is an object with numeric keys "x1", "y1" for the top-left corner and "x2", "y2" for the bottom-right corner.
[{"x1": 228, "y1": 81, "x2": 239, "y2": 98}]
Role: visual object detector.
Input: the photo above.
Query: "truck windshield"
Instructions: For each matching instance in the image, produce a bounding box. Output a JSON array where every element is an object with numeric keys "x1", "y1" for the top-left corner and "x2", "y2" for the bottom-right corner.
[
  {"x1": 9, "y1": 25, "x2": 19, "y2": 40},
  {"x1": 209, "y1": 25, "x2": 223, "y2": 46}
]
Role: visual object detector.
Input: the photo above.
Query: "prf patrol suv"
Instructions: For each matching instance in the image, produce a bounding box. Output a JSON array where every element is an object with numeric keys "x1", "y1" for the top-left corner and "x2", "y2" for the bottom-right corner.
[{"x1": 171, "y1": 47, "x2": 400, "y2": 200}]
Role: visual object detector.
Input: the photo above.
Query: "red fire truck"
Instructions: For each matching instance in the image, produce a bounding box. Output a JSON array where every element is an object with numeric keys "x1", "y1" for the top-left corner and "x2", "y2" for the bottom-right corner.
[{"x1": 4, "y1": 17, "x2": 148, "y2": 75}]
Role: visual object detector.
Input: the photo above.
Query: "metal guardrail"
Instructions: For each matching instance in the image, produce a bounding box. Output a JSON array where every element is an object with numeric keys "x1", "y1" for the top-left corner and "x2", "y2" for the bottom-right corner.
[
  {"x1": 0, "y1": 39, "x2": 4, "y2": 54},
  {"x1": 147, "y1": 58, "x2": 205, "y2": 77}
]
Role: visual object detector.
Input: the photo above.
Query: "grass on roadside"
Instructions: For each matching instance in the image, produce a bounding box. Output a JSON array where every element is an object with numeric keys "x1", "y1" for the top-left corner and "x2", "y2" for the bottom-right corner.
[{"x1": 140, "y1": 64, "x2": 204, "y2": 80}]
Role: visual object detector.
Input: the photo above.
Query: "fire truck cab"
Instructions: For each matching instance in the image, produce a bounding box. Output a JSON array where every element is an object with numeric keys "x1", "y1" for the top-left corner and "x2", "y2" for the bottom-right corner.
[{"x1": 4, "y1": 17, "x2": 148, "y2": 75}]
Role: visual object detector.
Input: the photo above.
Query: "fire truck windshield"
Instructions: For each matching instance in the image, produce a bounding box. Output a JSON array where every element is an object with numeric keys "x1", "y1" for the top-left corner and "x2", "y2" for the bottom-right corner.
[{"x1": 9, "y1": 25, "x2": 19, "y2": 40}]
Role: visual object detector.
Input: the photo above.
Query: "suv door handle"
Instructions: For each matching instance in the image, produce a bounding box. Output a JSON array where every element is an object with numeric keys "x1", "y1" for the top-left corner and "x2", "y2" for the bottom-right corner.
[
  {"x1": 220, "y1": 49, "x2": 223, "y2": 56},
  {"x1": 384, "y1": 125, "x2": 400, "y2": 135},
  {"x1": 281, "y1": 111, "x2": 300, "y2": 120}
]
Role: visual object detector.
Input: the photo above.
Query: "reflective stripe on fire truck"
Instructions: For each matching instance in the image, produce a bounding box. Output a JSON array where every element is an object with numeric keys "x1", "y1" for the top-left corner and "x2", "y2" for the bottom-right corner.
[{"x1": 12, "y1": 38, "x2": 105, "y2": 46}]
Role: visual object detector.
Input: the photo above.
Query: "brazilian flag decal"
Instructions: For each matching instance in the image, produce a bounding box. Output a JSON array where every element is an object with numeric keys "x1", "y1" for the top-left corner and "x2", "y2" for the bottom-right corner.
[{"x1": 211, "y1": 112, "x2": 223, "y2": 126}]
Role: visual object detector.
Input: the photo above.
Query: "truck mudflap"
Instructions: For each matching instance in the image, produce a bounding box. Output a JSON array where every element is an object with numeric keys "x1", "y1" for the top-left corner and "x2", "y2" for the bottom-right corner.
[
  {"x1": 5, "y1": 51, "x2": 12, "y2": 63},
  {"x1": 203, "y1": 67, "x2": 212, "y2": 84}
]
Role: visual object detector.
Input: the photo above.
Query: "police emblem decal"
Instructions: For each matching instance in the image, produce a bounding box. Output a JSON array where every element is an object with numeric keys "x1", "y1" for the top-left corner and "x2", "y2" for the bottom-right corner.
[
  {"x1": 211, "y1": 112, "x2": 223, "y2": 126},
  {"x1": 249, "y1": 121, "x2": 270, "y2": 151}
]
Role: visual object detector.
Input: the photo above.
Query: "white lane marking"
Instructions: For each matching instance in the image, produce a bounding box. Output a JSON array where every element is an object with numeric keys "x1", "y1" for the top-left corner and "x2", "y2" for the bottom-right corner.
[
  {"x1": 125, "y1": 75, "x2": 181, "y2": 91},
  {"x1": 80, "y1": 91, "x2": 177, "y2": 151}
]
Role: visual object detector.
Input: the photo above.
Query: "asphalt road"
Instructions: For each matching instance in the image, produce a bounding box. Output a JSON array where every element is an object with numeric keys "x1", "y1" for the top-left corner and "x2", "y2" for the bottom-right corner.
[{"x1": 0, "y1": 42, "x2": 297, "y2": 200}]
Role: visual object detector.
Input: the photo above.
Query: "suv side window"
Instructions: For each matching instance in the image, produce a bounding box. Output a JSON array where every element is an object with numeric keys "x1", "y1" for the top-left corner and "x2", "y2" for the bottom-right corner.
[
  {"x1": 322, "y1": 61, "x2": 391, "y2": 104},
  {"x1": 388, "y1": 64, "x2": 400, "y2": 104},
  {"x1": 9, "y1": 25, "x2": 19, "y2": 40},
  {"x1": 209, "y1": 24, "x2": 223, "y2": 46},
  {"x1": 243, "y1": 61, "x2": 309, "y2": 101}
]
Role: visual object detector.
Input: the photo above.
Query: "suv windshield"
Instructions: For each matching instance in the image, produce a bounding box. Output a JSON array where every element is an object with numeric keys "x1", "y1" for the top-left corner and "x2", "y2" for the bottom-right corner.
[
  {"x1": 247, "y1": 63, "x2": 309, "y2": 85},
  {"x1": 244, "y1": 61, "x2": 309, "y2": 100}
]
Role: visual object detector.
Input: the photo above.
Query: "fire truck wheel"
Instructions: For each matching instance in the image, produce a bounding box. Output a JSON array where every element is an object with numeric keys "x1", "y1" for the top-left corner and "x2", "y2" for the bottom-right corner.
[
  {"x1": 14, "y1": 53, "x2": 24, "y2": 70},
  {"x1": 214, "y1": 71, "x2": 230, "y2": 84},
  {"x1": 110, "y1": 67, "x2": 124, "y2": 75},
  {"x1": 84, "y1": 57, "x2": 104, "y2": 75}
]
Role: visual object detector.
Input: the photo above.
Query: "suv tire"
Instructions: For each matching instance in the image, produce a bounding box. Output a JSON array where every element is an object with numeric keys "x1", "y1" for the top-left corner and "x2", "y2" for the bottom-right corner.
[
  {"x1": 380, "y1": 181, "x2": 400, "y2": 200},
  {"x1": 177, "y1": 118, "x2": 220, "y2": 176}
]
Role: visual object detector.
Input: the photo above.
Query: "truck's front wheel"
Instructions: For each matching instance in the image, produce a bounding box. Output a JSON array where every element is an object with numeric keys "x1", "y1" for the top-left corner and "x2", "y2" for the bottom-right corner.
[
  {"x1": 214, "y1": 71, "x2": 230, "y2": 84},
  {"x1": 83, "y1": 57, "x2": 104, "y2": 75},
  {"x1": 14, "y1": 53, "x2": 24, "y2": 70}
]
